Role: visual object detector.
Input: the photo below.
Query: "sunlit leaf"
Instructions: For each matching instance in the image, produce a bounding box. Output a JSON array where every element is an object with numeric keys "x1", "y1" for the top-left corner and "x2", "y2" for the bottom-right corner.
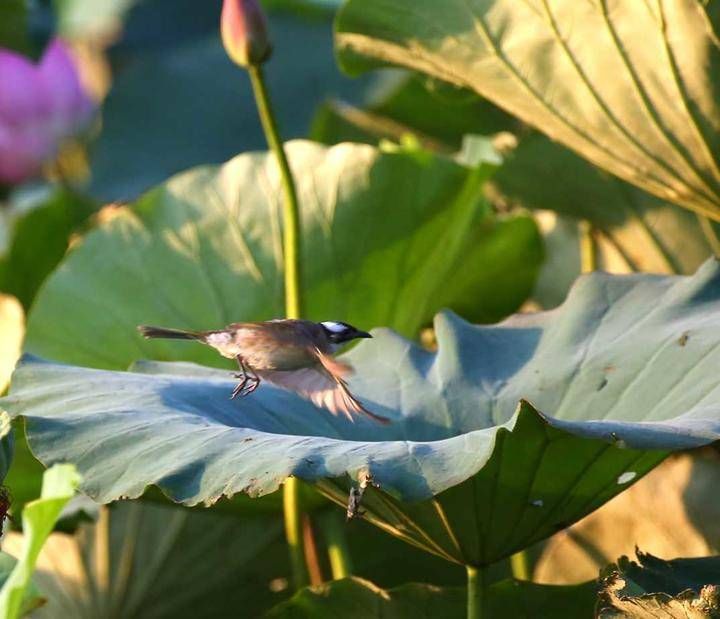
[
  {"x1": 8, "y1": 263, "x2": 720, "y2": 564},
  {"x1": 0, "y1": 295, "x2": 23, "y2": 394},
  {"x1": 336, "y1": 0, "x2": 720, "y2": 219},
  {"x1": 27, "y1": 140, "x2": 538, "y2": 370}
]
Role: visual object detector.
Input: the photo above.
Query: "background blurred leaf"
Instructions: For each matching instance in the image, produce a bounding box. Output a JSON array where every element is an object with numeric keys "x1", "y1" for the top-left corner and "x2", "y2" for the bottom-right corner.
[
  {"x1": 0, "y1": 0, "x2": 30, "y2": 54},
  {"x1": 597, "y1": 551, "x2": 720, "y2": 618},
  {"x1": 490, "y1": 134, "x2": 718, "y2": 276},
  {"x1": 0, "y1": 501, "x2": 489, "y2": 617},
  {"x1": 311, "y1": 73, "x2": 517, "y2": 150},
  {"x1": 0, "y1": 189, "x2": 96, "y2": 310},
  {"x1": 52, "y1": 0, "x2": 140, "y2": 39},
  {"x1": 267, "y1": 575, "x2": 596, "y2": 618},
  {"x1": 534, "y1": 453, "x2": 720, "y2": 585},
  {"x1": 3, "y1": 501, "x2": 289, "y2": 619},
  {"x1": 26, "y1": 140, "x2": 538, "y2": 370},
  {"x1": 0, "y1": 295, "x2": 23, "y2": 394},
  {"x1": 336, "y1": 0, "x2": 720, "y2": 219},
  {"x1": 0, "y1": 464, "x2": 78, "y2": 619}
]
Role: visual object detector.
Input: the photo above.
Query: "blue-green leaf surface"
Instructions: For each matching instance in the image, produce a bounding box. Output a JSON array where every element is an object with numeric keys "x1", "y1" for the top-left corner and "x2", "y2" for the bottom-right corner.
[{"x1": 5, "y1": 262, "x2": 720, "y2": 563}]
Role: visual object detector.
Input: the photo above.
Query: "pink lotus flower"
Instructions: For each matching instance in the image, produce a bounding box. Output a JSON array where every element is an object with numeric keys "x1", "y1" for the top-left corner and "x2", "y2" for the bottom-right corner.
[
  {"x1": 0, "y1": 40, "x2": 94, "y2": 184},
  {"x1": 221, "y1": 0, "x2": 272, "y2": 68}
]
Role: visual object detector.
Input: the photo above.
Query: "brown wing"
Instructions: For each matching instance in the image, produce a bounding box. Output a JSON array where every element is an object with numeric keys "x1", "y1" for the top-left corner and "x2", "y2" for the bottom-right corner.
[{"x1": 257, "y1": 349, "x2": 390, "y2": 424}]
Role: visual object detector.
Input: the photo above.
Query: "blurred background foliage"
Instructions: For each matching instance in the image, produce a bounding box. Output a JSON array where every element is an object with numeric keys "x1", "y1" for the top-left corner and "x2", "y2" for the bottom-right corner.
[{"x1": 1, "y1": 0, "x2": 720, "y2": 617}]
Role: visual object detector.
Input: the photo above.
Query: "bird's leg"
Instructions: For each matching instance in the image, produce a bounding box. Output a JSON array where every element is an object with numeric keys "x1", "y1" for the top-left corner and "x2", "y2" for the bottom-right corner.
[
  {"x1": 231, "y1": 356, "x2": 261, "y2": 398},
  {"x1": 243, "y1": 365, "x2": 261, "y2": 395},
  {"x1": 231, "y1": 356, "x2": 249, "y2": 399}
]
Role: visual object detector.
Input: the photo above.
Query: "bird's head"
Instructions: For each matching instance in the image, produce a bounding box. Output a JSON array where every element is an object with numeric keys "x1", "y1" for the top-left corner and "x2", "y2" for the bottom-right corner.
[{"x1": 320, "y1": 321, "x2": 372, "y2": 344}]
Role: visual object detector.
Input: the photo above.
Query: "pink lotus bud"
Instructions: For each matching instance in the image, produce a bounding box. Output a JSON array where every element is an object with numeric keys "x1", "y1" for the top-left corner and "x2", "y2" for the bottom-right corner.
[
  {"x1": 221, "y1": 0, "x2": 272, "y2": 68},
  {"x1": 0, "y1": 40, "x2": 94, "y2": 184}
]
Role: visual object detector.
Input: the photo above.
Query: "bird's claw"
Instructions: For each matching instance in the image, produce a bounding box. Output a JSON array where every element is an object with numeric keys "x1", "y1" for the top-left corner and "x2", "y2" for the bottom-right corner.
[{"x1": 230, "y1": 377, "x2": 260, "y2": 399}]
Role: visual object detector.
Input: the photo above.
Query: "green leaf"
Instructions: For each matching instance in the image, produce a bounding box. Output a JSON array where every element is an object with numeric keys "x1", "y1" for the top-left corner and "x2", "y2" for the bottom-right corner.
[
  {"x1": 0, "y1": 464, "x2": 79, "y2": 619},
  {"x1": 490, "y1": 133, "x2": 717, "y2": 276},
  {"x1": 8, "y1": 263, "x2": 720, "y2": 563},
  {"x1": 2, "y1": 501, "x2": 288, "y2": 618},
  {"x1": 335, "y1": 0, "x2": 720, "y2": 219},
  {"x1": 0, "y1": 554, "x2": 44, "y2": 617},
  {"x1": 311, "y1": 74, "x2": 517, "y2": 150},
  {"x1": 597, "y1": 551, "x2": 720, "y2": 618},
  {"x1": 0, "y1": 0, "x2": 29, "y2": 54},
  {"x1": 0, "y1": 188, "x2": 96, "y2": 309},
  {"x1": 267, "y1": 576, "x2": 596, "y2": 618},
  {"x1": 27, "y1": 140, "x2": 538, "y2": 370}
]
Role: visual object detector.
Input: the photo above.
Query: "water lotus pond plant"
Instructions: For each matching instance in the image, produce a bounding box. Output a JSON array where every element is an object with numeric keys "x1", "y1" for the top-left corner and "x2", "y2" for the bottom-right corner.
[
  {"x1": 4, "y1": 0, "x2": 720, "y2": 617},
  {"x1": 6, "y1": 259, "x2": 720, "y2": 613}
]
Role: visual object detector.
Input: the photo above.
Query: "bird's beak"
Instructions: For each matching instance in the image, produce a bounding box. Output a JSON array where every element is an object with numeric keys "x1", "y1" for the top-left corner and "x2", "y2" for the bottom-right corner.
[{"x1": 355, "y1": 330, "x2": 372, "y2": 339}]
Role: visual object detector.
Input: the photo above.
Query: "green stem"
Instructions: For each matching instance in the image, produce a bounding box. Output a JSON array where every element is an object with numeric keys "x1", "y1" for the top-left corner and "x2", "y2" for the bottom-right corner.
[
  {"x1": 282, "y1": 479, "x2": 309, "y2": 589},
  {"x1": 248, "y1": 64, "x2": 307, "y2": 590},
  {"x1": 322, "y1": 511, "x2": 354, "y2": 579},
  {"x1": 466, "y1": 565, "x2": 488, "y2": 619},
  {"x1": 578, "y1": 220, "x2": 596, "y2": 274},
  {"x1": 510, "y1": 550, "x2": 530, "y2": 581},
  {"x1": 248, "y1": 65, "x2": 302, "y2": 318}
]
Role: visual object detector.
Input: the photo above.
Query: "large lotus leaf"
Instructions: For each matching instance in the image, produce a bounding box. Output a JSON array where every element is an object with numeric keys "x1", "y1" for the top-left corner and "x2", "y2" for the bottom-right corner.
[
  {"x1": 267, "y1": 576, "x2": 596, "y2": 619},
  {"x1": 7, "y1": 263, "x2": 720, "y2": 565},
  {"x1": 335, "y1": 0, "x2": 720, "y2": 219},
  {"x1": 26, "y1": 140, "x2": 539, "y2": 370}
]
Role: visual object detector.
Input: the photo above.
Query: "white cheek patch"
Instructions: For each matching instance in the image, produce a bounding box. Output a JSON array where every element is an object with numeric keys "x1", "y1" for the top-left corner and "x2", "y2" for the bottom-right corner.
[{"x1": 321, "y1": 321, "x2": 347, "y2": 334}]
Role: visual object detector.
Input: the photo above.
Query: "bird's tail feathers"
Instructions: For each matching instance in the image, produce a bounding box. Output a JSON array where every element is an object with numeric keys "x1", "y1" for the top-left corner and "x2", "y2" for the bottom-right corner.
[{"x1": 137, "y1": 325, "x2": 203, "y2": 340}]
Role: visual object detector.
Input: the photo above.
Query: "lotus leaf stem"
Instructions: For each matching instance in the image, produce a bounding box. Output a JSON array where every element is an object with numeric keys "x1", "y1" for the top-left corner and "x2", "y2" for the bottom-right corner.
[
  {"x1": 248, "y1": 63, "x2": 308, "y2": 590},
  {"x1": 466, "y1": 565, "x2": 488, "y2": 619},
  {"x1": 510, "y1": 550, "x2": 530, "y2": 581}
]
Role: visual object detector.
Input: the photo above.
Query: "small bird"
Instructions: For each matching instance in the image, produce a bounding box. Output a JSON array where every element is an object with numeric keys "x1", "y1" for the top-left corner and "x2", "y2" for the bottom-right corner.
[{"x1": 138, "y1": 319, "x2": 389, "y2": 424}]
